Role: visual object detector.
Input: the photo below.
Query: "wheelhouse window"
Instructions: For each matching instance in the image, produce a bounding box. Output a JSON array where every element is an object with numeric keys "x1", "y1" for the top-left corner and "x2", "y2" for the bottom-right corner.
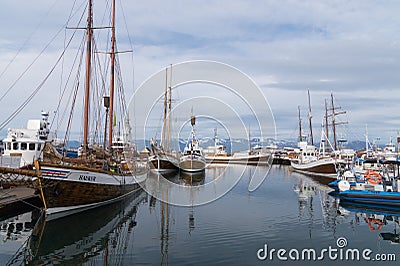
[
  {"x1": 6, "y1": 142, "x2": 11, "y2": 150},
  {"x1": 29, "y1": 143, "x2": 35, "y2": 151},
  {"x1": 21, "y1": 142, "x2": 27, "y2": 150},
  {"x1": 13, "y1": 142, "x2": 18, "y2": 150}
]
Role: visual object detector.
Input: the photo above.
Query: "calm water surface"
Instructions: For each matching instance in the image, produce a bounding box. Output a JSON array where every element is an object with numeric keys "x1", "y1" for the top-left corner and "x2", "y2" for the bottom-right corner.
[{"x1": 1, "y1": 165, "x2": 399, "y2": 265}]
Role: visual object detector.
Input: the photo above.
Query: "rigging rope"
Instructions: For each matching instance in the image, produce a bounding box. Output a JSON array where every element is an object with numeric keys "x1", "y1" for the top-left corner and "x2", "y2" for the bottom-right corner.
[
  {"x1": 0, "y1": 1, "x2": 59, "y2": 82},
  {"x1": 0, "y1": 1, "x2": 88, "y2": 130}
]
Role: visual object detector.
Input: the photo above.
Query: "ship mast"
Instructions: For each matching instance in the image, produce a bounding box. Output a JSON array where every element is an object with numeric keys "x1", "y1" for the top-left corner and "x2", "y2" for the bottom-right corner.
[
  {"x1": 162, "y1": 68, "x2": 168, "y2": 149},
  {"x1": 298, "y1": 105, "x2": 302, "y2": 142},
  {"x1": 108, "y1": 0, "x2": 116, "y2": 149},
  {"x1": 83, "y1": 0, "x2": 93, "y2": 153},
  {"x1": 324, "y1": 99, "x2": 329, "y2": 141},
  {"x1": 328, "y1": 93, "x2": 347, "y2": 151},
  {"x1": 167, "y1": 64, "x2": 173, "y2": 152},
  {"x1": 307, "y1": 89, "x2": 314, "y2": 146}
]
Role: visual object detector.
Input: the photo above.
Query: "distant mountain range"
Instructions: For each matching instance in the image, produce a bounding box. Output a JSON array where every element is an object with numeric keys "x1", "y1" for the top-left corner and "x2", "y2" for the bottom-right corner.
[{"x1": 35, "y1": 138, "x2": 381, "y2": 153}]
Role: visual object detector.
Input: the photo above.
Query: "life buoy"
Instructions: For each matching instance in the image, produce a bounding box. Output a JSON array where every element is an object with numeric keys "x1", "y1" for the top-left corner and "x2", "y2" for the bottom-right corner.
[
  {"x1": 366, "y1": 218, "x2": 383, "y2": 231},
  {"x1": 365, "y1": 170, "x2": 382, "y2": 184}
]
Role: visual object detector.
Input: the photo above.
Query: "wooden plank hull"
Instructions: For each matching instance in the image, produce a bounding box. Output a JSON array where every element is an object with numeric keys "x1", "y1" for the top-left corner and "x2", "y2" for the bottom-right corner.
[
  {"x1": 32, "y1": 166, "x2": 146, "y2": 220},
  {"x1": 149, "y1": 154, "x2": 178, "y2": 172}
]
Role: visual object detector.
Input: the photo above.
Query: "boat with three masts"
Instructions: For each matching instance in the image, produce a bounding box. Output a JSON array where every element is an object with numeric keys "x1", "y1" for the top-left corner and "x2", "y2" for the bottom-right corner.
[{"x1": 291, "y1": 91, "x2": 347, "y2": 178}]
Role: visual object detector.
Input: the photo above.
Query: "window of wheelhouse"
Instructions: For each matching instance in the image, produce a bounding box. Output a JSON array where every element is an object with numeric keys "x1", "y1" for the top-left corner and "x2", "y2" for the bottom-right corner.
[
  {"x1": 29, "y1": 143, "x2": 35, "y2": 151},
  {"x1": 12, "y1": 142, "x2": 18, "y2": 150},
  {"x1": 21, "y1": 142, "x2": 27, "y2": 150},
  {"x1": 6, "y1": 142, "x2": 11, "y2": 150}
]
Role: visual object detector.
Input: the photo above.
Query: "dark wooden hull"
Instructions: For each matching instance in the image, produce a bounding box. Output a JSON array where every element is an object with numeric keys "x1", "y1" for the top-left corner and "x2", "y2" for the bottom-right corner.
[
  {"x1": 34, "y1": 178, "x2": 140, "y2": 209},
  {"x1": 32, "y1": 166, "x2": 146, "y2": 220},
  {"x1": 149, "y1": 155, "x2": 178, "y2": 172}
]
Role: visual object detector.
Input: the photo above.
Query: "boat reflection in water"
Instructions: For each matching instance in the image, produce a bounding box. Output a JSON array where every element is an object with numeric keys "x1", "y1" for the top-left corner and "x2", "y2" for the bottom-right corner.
[
  {"x1": 339, "y1": 201, "x2": 400, "y2": 242},
  {"x1": 26, "y1": 189, "x2": 147, "y2": 265},
  {"x1": 180, "y1": 171, "x2": 206, "y2": 186}
]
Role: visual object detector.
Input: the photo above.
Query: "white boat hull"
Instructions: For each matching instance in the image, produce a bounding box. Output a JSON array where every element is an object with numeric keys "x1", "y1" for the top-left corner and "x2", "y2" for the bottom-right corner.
[{"x1": 179, "y1": 155, "x2": 206, "y2": 172}]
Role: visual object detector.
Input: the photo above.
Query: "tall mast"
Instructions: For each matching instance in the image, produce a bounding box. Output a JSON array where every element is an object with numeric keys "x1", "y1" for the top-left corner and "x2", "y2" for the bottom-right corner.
[
  {"x1": 331, "y1": 93, "x2": 337, "y2": 150},
  {"x1": 108, "y1": 0, "x2": 116, "y2": 149},
  {"x1": 298, "y1": 105, "x2": 302, "y2": 142},
  {"x1": 83, "y1": 0, "x2": 93, "y2": 152},
  {"x1": 325, "y1": 99, "x2": 329, "y2": 142},
  {"x1": 161, "y1": 68, "x2": 168, "y2": 148},
  {"x1": 365, "y1": 124, "x2": 369, "y2": 153},
  {"x1": 307, "y1": 90, "x2": 314, "y2": 145},
  {"x1": 167, "y1": 64, "x2": 172, "y2": 152}
]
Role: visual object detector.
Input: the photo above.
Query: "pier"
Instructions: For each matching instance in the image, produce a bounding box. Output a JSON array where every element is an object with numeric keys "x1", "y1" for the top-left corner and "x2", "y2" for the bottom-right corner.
[{"x1": 0, "y1": 186, "x2": 42, "y2": 219}]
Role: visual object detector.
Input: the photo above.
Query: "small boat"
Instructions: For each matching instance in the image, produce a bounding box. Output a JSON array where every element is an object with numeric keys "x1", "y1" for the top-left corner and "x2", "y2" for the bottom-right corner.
[
  {"x1": 337, "y1": 190, "x2": 400, "y2": 207},
  {"x1": 332, "y1": 164, "x2": 400, "y2": 207},
  {"x1": 179, "y1": 116, "x2": 206, "y2": 172},
  {"x1": 203, "y1": 128, "x2": 229, "y2": 162},
  {"x1": 204, "y1": 128, "x2": 271, "y2": 166}
]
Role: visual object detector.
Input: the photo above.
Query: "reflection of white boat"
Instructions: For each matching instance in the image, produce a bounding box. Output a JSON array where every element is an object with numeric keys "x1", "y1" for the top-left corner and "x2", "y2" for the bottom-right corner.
[
  {"x1": 0, "y1": 211, "x2": 39, "y2": 244},
  {"x1": 179, "y1": 116, "x2": 206, "y2": 172}
]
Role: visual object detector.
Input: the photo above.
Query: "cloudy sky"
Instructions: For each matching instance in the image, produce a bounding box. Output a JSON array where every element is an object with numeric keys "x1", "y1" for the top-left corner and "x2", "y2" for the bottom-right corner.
[{"x1": 0, "y1": 0, "x2": 400, "y2": 145}]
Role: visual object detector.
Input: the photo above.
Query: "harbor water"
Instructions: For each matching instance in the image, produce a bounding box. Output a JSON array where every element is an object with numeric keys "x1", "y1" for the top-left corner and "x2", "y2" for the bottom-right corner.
[{"x1": 1, "y1": 164, "x2": 399, "y2": 265}]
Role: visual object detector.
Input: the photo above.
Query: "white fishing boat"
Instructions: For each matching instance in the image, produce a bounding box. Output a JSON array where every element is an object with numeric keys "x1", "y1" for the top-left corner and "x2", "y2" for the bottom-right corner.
[
  {"x1": 204, "y1": 128, "x2": 270, "y2": 165},
  {"x1": 1, "y1": 112, "x2": 51, "y2": 168},
  {"x1": 179, "y1": 116, "x2": 206, "y2": 172}
]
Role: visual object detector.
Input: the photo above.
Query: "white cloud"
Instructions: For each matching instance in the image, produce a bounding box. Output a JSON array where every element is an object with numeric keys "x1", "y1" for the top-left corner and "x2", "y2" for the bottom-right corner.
[{"x1": 0, "y1": 0, "x2": 400, "y2": 142}]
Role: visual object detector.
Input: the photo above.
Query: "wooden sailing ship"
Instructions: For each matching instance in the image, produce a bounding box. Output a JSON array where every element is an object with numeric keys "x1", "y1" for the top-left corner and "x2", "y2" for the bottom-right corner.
[
  {"x1": 291, "y1": 91, "x2": 342, "y2": 178},
  {"x1": 0, "y1": 0, "x2": 149, "y2": 220},
  {"x1": 149, "y1": 65, "x2": 179, "y2": 173}
]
